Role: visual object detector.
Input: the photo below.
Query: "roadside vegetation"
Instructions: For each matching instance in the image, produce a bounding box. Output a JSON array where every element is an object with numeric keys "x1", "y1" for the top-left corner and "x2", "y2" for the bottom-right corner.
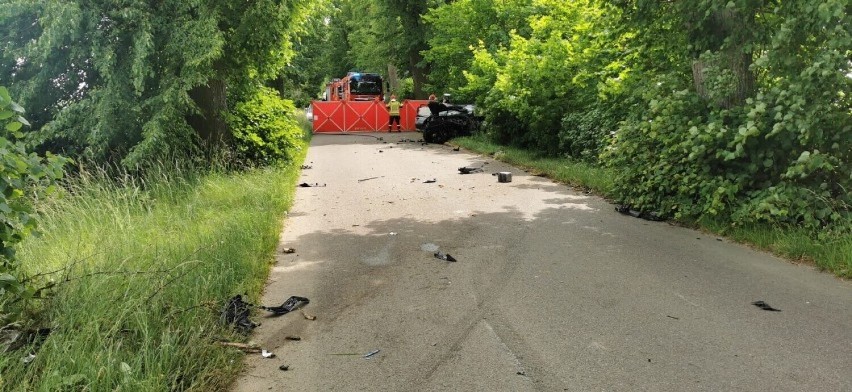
[{"x1": 0, "y1": 157, "x2": 306, "y2": 390}]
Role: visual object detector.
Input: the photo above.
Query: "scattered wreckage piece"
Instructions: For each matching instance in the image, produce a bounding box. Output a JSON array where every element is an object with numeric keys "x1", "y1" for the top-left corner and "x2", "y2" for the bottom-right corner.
[
  {"x1": 221, "y1": 294, "x2": 311, "y2": 332},
  {"x1": 752, "y1": 301, "x2": 781, "y2": 312},
  {"x1": 260, "y1": 296, "x2": 310, "y2": 316},
  {"x1": 458, "y1": 166, "x2": 484, "y2": 174},
  {"x1": 299, "y1": 183, "x2": 327, "y2": 188},
  {"x1": 434, "y1": 252, "x2": 457, "y2": 262},
  {"x1": 615, "y1": 205, "x2": 665, "y2": 221}
]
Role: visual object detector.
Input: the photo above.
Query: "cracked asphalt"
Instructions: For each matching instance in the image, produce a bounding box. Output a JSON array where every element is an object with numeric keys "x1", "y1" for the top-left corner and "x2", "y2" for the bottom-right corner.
[{"x1": 232, "y1": 132, "x2": 851, "y2": 391}]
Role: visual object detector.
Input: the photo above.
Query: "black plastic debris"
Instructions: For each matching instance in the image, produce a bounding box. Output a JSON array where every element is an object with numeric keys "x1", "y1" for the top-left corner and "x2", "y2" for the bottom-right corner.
[
  {"x1": 458, "y1": 166, "x2": 483, "y2": 174},
  {"x1": 299, "y1": 183, "x2": 326, "y2": 188},
  {"x1": 358, "y1": 176, "x2": 383, "y2": 182},
  {"x1": 434, "y1": 252, "x2": 457, "y2": 262},
  {"x1": 752, "y1": 301, "x2": 781, "y2": 312},
  {"x1": 423, "y1": 179, "x2": 437, "y2": 183},
  {"x1": 279, "y1": 364, "x2": 290, "y2": 371},
  {"x1": 261, "y1": 296, "x2": 310, "y2": 316},
  {"x1": 221, "y1": 295, "x2": 258, "y2": 333},
  {"x1": 615, "y1": 205, "x2": 664, "y2": 221}
]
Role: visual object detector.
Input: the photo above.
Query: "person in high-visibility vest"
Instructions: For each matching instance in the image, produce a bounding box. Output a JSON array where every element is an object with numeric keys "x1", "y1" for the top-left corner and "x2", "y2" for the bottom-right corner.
[{"x1": 387, "y1": 94, "x2": 401, "y2": 132}]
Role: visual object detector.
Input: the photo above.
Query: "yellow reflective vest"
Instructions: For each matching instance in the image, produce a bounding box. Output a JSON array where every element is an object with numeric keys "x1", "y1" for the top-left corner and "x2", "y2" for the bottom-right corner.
[{"x1": 387, "y1": 99, "x2": 401, "y2": 116}]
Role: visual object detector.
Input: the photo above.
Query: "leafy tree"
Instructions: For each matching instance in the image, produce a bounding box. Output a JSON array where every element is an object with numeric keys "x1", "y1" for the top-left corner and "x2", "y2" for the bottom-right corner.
[
  {"x1": 605, "y1": 0, "x2": 851, "y2": 231},
  {"x1": 423, "y1": 0, "x2": 535, "y2": 100},
  {"x1": 0, "y1": 0, "x2": 310, "y2": 167}
]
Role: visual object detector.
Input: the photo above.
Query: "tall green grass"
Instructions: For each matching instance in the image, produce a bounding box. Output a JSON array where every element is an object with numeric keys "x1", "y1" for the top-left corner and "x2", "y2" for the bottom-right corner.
[
  {"x1": 453, "y1": 136, "x2": 851, "y2": 278},
  {"x1": 0, "y1": 154, "x2": 305, "y2": 390}
]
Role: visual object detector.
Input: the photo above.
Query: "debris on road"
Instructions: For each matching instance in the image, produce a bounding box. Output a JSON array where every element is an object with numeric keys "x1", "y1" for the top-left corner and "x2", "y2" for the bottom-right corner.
[
  {"x1": 752, "y1": 300, "x2": 781, "y2": 312},
  {"x1": 221, "y1": 295, "x2": 258, "y2": 333},
  {"x1": 219, "y1": 342, "x2": 262, "y2": 353},
  {"x1": 495, "y1": 172, "x2": 512, "y2": 183},
  {"x1": 423, "y1": 178, "x2": 437, "y2": 183},
  {"x1": 285, "y1": 336, "x2": 301, "y2": 341},
  {"x1": 666, "y1": 315, "x2": 680, "y2": 320},
  {"x1": 615, "y1": 205, "x2": 664, "y2": 221},
  {"x1": 300, "y1": 165, "x2": 312, "y2": 170},
  {"x1": 301, "y1": 310, "x2": 317, "y2": 320},
  {"x1": 453, "y1": 147, "x2": 460, "y2": 151},
  {"x1": 279, "y1": 364, "x2": 290, "y2": 371},
  {"x1": 358, "y1": 176, "x2": 383, "y2": 182},
  {"x1": 299, "y1": 183, "x2": 326, "y2": 188},
  {"x1": 363, "y1": 349, "x2": 381, "y2": 359},
  {"x1": 261, "y1": 296, "x2": 310, "y2": 316},
  {"x1": 458, "y1": 166, "x2": 484, "y2": 174},
  {"x1": 262, "y1": 349, "x2": 276, "y2": 359},
  {"x1": 434, "y1": 252, "x2": 457, "y2": 262},
  {"x1": 282, "y1": 248, "x2": 296, "y2": 254},
  {"x1": 389, "y1": 232, "x2": 398, "y2": 236}
]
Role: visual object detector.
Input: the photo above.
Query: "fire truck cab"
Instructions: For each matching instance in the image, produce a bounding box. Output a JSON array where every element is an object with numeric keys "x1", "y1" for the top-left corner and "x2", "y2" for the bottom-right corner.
[{"x1": 324, "y1": 72, "x2": 384, "y2": 102}]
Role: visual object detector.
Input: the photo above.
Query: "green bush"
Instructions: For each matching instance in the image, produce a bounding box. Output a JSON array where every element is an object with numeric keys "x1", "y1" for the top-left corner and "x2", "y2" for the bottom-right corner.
[
  {"x1": 605, "y1": 1, "x2": 851, "y2": 235},
  {"x1": 0, "y1": 86, "x2": 66, "y2": 325},
  {"x1": 227, "y1": 88, "x2": 305, "y2": 165},
  {"x1": 559, "y1": 106, "x2": 619, "y2": 162}
]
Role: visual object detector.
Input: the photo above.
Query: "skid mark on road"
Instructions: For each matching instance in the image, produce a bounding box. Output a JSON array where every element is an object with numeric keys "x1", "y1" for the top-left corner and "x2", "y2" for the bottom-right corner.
[{"x1": 406, "y1": 221, "x2": 569, "y2": 391}]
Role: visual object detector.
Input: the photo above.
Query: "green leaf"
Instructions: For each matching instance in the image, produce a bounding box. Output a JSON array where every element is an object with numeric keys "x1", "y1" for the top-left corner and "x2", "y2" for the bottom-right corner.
[{"x1": 5, "y1": 122, "x2": 22, "y2": 132}]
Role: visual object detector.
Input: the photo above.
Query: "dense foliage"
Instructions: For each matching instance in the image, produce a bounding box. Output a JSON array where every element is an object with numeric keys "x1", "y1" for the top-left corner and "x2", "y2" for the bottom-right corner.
[
  {"x1": 0, "y1": 87, "x2": 65, "y2": 324},
  {"x1": 0, "y1": 0, "x2": 311, "y2": 168},
  {"x1": 227, "y1": 88, "x2": 304, "y2": 164},
  {"x1": 419, "y1": 0, "x2": 850, "y2": 233}
]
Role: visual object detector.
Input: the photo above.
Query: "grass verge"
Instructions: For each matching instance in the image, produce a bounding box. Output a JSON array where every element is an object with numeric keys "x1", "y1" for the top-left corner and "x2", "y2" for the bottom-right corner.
[
  {"x1": 0, "y1": 150, "x2": 307, "y2": 390},
  {"x1": 453, "y1": 136, "x2": 851, "y2": 279}
]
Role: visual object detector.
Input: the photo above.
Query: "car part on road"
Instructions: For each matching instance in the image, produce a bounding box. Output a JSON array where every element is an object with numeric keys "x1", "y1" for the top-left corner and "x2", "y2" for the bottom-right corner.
[
  {"x1": 221, "y1": 295, "x2": 258, "y2": 333},
  {"x1": 615, "y1": 205, "x2": 665, "y2": 221},
  {"x1": 261, "y1": 296, "x2": 310, "y2": 316},
  {"x1": 458, "y1": 166, "x2": 484, "y2": 174},
  {"x1": 434, "y1": 252, "x2": 457, "y2": 262},
  {"x1": 299, "y1": 183, "x2": 327, "y2": 188},
  {"x1": 495, "y1": 172, "x2": 513, "y2": 183},
  {"x1": 363, "y1": 349, "x2": 381, "y2": 359},
  {"x1": 752, "y1": 301, "x2": 782, "y2": 311},
  {"x1": 423, "y1": 178, "x2": 437, "y2": 183}
]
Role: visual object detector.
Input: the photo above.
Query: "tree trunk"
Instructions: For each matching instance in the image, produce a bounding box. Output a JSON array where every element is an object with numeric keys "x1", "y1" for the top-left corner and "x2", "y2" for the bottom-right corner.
[
  {"x1": 187, "y1": 76, "x2": 229, "y2": 150},
  {"x1": 691, "y1": 9, "x2": 755, "y2": 108},
  {"x1": 408, "y1": 48, "x2": 427, "y2": 99},
  {"x1": 387, "y1": 64, "x2": 399, "y2": 97}
]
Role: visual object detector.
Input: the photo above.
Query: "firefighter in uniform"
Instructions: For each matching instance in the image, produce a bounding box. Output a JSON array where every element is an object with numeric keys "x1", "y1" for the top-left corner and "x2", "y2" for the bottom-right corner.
[{"x1": 387, "y1": 94, "x2": 401, "y2": 132}]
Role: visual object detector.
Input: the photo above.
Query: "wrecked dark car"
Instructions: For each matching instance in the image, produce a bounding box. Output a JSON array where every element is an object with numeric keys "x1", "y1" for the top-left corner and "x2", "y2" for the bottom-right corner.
[{"x1": 420, "y1": 101, "x2": 482, "y2": 144}]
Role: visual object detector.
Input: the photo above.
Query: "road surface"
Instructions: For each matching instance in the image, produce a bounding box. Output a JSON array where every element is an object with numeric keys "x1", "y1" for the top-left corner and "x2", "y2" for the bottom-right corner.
[{"x1": 233, "y1": 133, "x2": 851, "y2": 391}]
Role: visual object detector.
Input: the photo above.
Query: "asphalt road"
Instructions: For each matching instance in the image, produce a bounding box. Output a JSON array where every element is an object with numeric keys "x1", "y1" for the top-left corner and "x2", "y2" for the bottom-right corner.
[{"x1": 232, "y1": 133, "x2": 851, "y2": 391}]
